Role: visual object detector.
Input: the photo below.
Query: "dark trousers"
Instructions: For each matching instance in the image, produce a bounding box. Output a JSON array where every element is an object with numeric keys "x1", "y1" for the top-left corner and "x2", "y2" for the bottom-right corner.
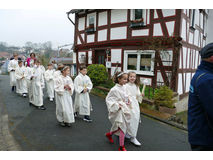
[{"x1": 191, "y1": 144, "x2": 213, "y2": 151}]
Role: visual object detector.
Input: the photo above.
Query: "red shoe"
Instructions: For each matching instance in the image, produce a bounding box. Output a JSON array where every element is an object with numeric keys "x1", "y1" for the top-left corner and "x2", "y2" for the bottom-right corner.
[
  {"x1": 119, "y1": 146, "x2": 127, "y2": 151},
  {"x1": 105, "y1": 132, "x2": 114, "y2": 143}
]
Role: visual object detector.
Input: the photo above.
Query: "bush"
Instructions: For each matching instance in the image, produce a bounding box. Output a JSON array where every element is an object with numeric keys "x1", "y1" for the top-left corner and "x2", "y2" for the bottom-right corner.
[
  {"x1": 99, "y1": 79, "x2": 115, "y2": 89},
  {"x1": 87, "y1": 64, "x2": 108, "y2": 86},
  {"x1": 153, "y1": 85, "x2": 176, "y2": 109}
]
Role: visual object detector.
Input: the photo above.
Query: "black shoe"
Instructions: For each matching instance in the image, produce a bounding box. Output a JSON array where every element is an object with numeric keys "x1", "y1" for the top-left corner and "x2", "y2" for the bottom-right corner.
[
  {"x1": 29, "y1": 102, "x2": 33, "y2": 107},
  {"x1": 65, "y1": 123, "x2": 72, "y2": 127},
  {"x1": 83, "y1": 116, "x2": 92, "y2": 122},
  {"x1": 38, "y1": 106, "x2": 46, "y2": 110},
  {"x1": 59, "y1": 122, "x2": 66, "y2": 127},
  {"x1": 11, "y1": 86, "x2": 14, "y2": 92},
  {"x1": 74, "y1": 112, "x2": 78, "y2": 117}
]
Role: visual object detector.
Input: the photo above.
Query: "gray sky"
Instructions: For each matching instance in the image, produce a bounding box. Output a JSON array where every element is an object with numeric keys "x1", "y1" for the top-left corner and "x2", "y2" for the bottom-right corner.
[{"x1": 0, "y1": 9, "x2": 75, "y2": 49}]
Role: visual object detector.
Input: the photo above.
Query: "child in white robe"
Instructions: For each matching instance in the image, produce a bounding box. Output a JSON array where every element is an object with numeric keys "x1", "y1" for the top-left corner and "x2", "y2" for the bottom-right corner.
[
  {"x1": 125, "y1": 71, "x2": 143, "y2": 146},
  {"x1": 38, "y1": 61, "x2": 46, "y2": 90},
  {"x1": 105, "y1": 72, "x2": 132, "y2": 151},
  {"x1": 30, "y1": 60, "x2": 46, "y2": 110},
  {"x1": 15, "y1": 60, "x2": 28, "y2": 97},
  {"x1": 54, "y1": 66, "x2": 75, "y2": 127},
  {"x1": 74, "y1": 65, "x2": 93, "y2": 122},
  {"x1": 8, "y1": 53, "x2": 19, "y2": 92},
  {"x1": 53, "y1": 63, "x2": 64, "y2": 111},
  {"x1": 45, "y1": 63, "x2": 55, "y2": 102},
  {"x1": 25, "y1": 62, "x2": 34, "y2": 104}
]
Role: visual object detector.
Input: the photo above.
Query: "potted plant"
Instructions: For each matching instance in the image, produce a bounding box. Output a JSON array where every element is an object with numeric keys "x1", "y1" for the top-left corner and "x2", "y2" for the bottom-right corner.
[
  {"x1": 130, "y1": 18, "x2": 145, "y2": 28},
  {"x1": 153, "y1": 85, "x2": 177, "y2": 115}
]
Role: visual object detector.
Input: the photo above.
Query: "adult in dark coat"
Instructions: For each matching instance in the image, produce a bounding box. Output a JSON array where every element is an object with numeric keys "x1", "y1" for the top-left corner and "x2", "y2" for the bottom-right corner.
[{"x1": 188, "y1": 43, "x2": 213, "y2": 151}]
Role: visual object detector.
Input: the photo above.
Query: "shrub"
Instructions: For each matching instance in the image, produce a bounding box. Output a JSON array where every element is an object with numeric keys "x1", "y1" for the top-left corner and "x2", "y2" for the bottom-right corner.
[
  {"x1": 99, "y1": 78, "x2": 115, "y2": 89},
  {"x1": 153, "y1": 85, "x2": 176, "y2": 109},
  {"x1": 87, "y1": 64, "x2": 108, "y2": 86}
]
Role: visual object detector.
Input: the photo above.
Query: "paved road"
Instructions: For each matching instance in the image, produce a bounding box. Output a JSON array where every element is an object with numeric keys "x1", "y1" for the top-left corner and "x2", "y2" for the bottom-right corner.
[{"x1": 0, "y1": 75, "x2": 190, "y2": 151}]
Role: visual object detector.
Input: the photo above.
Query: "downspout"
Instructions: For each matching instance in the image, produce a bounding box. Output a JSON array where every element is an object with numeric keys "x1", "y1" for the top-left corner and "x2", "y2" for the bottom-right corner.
[{"x1": 66, "y1": 11, "x2": 75, "y2": 25}]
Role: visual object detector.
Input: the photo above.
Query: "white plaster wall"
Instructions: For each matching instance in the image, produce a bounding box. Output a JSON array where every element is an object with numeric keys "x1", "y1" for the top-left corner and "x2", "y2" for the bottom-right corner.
[
  {"x1": 111, "y1": 49, "x2": 122, "y2": 63},
  {"x1": 78, "y1": 17, "x2": 85, "y2": 31},
  {"x1": 179, "y1": 51, "x2": 182, "y2": 69},
  {"x1": 110, "y1": 26, "x2": 127, "y2": 40},
  {"x1": 185, "y1": 73, "x2": 191, "y2": 92},
  {"x1": 153, "y1": 23, "x2": 163, "y2": 36},
  {"x1": 140, "y1": 77, "x2": 152, "y2": 85},
  {"x1": 78, "y1": 52, "x2": 86, "y2": 64},
  {"x1": 98, "y1": 29, "x2": 107, "y2": 42},
  {"x1": 111, "y1": 66, "x2": 121, "y2": 76},
  {"x1": 189, "y1": 31, "x2": 194, "y2": 44},
  {"x1": 98, "y1": 11, "x2": 107, "y2": 26},
  {"x1": 154, "y1": 9, "x2": 158, "y2": 19},
  {"x1": 88, "y1": 51, "x2": 92, "y2": 64},
  {"x1": 178, "y1": 73, "x2": 183, "y2": 95},
  {"x1": 162, "y1": 9, "x2": 175, "y2": 17},
  {"x1": 165, "y1": 21, "x2": 175, "y2": 36},
  {"x1": 160, "y1": 50, "x2": 173, "y2": 66},
  {"x1": 111, "y1": 9, "x2": 127, "y2": 24},
  {"x1": 194, "y1": 29, "x2": 199, "y2": 46},
  {"x1": 132, "y1": 29, "x2": 149, "y2": 37},
  {"x1": 81, "y1": 33, "x2": 85, "y2": 41},
  {"x1": 183, "y1": 47, "x2": 187, "y2": 68},
  {"x1": 87, "y1": 34, "x2": 95, "y2": 43},
  {"x1": 77, "y1": 37, "x2": 81, "y2": 45},
  {"x1": 157, "y1": 71, "x2": 163, "y2": 83},
  {"x1": 181, "y1": 18, "x2": 186, "y2": 41},
  {"x1": 186, "y1": 49, "x2": 190, "y2": 68},
  {"x1": 146, "y1": 10, "x2": 150, "y2": 24}
]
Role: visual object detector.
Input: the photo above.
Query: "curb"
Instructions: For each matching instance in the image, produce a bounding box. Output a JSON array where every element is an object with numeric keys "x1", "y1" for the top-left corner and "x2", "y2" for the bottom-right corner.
[
  {"x1": 141, "y1": 112, "x2": 188, "y2": 131},
  {"x1": 0, "y1": 81, "x2": 21, "y2": 151}
]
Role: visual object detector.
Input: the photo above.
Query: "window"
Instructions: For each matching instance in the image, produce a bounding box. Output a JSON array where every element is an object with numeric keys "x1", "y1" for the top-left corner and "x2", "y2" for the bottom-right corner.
[
  {"x1": 124, "y1": 50, "x2": 155, "y2": 76},
  {"x1": 190, "y1": 9, "x2": 195, "y2": 29},
  {"x1": 89, "y1": 15, "x2": 95, "y2": 26},
  {"x1": 203, "y1": 14, "x2": 207, "y2": 37},
  {"x1": 131, "y1": 9, "x2": 146, "y2": 21},
  {"x1": 135, "y1": 9, "x2": 143, "y2": 20},
  {"x1": 127, "y1": 54, "x2": 137, "y2": 70},
  {"x1": 140, "y1": 54, "x2": 152, "y2": 71}
]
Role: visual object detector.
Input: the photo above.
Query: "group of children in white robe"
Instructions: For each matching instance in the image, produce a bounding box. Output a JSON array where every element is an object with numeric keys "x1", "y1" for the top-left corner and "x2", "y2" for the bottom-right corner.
[
  {"x1": 8, "y1": 54, "x2": 143, "y2": 151},
  {"x1": 8, "y1": 55, "x2": 94, "y2": 125}
]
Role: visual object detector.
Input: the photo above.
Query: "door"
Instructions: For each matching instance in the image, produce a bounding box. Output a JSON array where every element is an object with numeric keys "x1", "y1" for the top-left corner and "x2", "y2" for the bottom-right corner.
[{"x1": 95, "y1": 50, "x2": 106, "y2": 65}]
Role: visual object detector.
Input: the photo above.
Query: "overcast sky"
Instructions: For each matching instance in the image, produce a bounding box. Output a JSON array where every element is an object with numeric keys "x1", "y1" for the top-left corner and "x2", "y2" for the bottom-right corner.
[{"x1": 0, "y1": 9, "x2": 75, "y2": 49}]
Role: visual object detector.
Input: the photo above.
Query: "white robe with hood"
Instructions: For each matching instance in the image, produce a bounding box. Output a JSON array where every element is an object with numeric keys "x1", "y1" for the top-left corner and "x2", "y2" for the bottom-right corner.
[
  {"x1": 15, "y1": 66, "x2": 28, "y2": 94},
  {"x1": 74, "y1": 73, "x2": 93, "y2": 116},
  {"x1": 45, "y1": 69, "x2": 55, "y2": 99},
  {"x1": 106, "y1": 84, "x2": 133, "y2": 136},
  {"x1": 54, "y1": 75, "x2": 75, "y2": 123},
  {"x1": 125, "y1": 82, "x2": 142, "y2": 137},
  {"x1": 8, "y1": 59, "x2": 18, "y2": 86}
]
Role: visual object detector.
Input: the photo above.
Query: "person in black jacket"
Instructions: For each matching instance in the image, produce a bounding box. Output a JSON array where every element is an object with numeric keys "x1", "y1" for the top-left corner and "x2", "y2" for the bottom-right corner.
[{"x1": 188, "y1": 43, "x2": 213, "y2": 151}]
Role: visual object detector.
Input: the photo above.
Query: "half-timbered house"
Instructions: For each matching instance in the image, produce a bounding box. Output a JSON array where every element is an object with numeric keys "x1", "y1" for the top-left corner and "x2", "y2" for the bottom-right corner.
[{"x1": 67, "y1": 9, "x2": 209, "y2": 97}]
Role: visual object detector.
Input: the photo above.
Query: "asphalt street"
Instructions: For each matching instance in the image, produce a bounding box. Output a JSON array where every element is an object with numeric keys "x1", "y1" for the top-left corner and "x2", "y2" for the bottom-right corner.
[{"x1": 0, "y1": 75, "x2": 191, "y2": 151}]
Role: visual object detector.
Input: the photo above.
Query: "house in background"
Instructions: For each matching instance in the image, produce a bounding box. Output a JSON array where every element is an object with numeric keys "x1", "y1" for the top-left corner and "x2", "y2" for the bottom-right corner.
[
  {"x1": 68, "y1": 9, "x2": 208, "y2": 97},
  {"x1": 50, "y1": 57, "x2": 76, "y2": 76}
]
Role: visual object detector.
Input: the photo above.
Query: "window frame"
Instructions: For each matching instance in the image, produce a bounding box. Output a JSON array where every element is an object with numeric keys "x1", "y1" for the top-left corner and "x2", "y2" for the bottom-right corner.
[
  {"x1": 131, "y1": 9, "x2": 146, "y2": 22},
  {"x1": 124, "y1": 50, "x2": 155, "y2": 76}
]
